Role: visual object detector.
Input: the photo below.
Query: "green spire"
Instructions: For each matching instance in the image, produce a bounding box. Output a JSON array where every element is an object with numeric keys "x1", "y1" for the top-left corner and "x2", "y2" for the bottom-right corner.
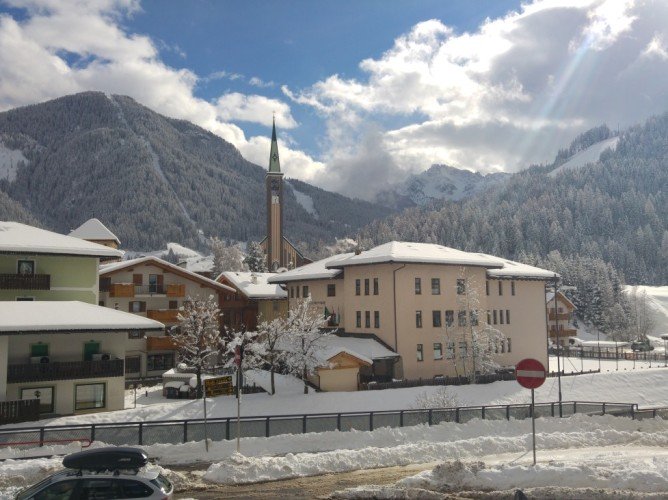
[{"x1": 268, "y1": 116, "x2": 281, "y2": 173}]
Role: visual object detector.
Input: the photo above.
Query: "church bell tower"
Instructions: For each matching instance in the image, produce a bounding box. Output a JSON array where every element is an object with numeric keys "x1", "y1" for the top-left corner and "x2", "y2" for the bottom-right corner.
[{"x1": 266, "y1": 117, "x2": 284, "y2": 271}]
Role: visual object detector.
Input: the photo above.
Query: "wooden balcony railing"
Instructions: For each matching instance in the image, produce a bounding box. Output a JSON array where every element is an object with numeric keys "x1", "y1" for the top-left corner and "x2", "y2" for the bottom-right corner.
[
  {"x1": 166, "y1": 284, "x2": 186, "y2": 297},
  {"x1": 548, "y1": 312, "x2": 572, "y2": 321},
  {"x1": 147, "y1": 309, "x2": 180, "y2": 323},
  {"x1": 0, "y1": 273, "x2": 50, "y2": 290},
  {"x1": 146, "y1": 336, "x2": 179, "y2": 351},
  {"x1": 8, "y1": 359, "x2": 124, "y2": 384},
  {"x1": 549, "y1": 327, "x2": 577, "y2": 337},
  {"x1": 109, "y1": 283, "x2": 134, "y2": 298}
]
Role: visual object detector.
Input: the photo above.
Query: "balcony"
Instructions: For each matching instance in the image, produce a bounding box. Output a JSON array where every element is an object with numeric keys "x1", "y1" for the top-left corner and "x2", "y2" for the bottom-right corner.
[
  {"x1": 7, "y1": 359, "x2": 124, "y2": 384},
  {"x1": 146, "y1": 336, "x2": 179, "y2": 351},
  {"x1": 0, "y1": 273, "x2": 50, "y2": 290},
  {"x1": 549, "y1": 327, "x2": 577, "y2": 337},
  {"x1": 147, "y1": 309, "x2": 180, "y2": 323},
  {"x1": 109, "y1": 283, "x2": 134, "y2": 298},
  {"x1": 134, "y1": 284, "x2": 166, "y2": 296},
  {"x1": 548, "y1": 312, "x2": 571, "y2": 321}
]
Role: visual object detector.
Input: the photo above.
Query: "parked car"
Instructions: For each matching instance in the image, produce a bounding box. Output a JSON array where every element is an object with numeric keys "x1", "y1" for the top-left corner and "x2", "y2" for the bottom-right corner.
[
  {"x1": 631, "y1": 339, "x2": 654, "y2": 352},
  {"x1": 15, "y1": 447, "x2": 173, "y2": 500}
]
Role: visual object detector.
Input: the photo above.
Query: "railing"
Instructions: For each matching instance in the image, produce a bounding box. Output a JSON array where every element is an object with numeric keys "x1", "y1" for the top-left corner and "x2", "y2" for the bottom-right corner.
[
  {"x1": 0, "y1": 399, "x2": 40, "y2": 425},
  {"x1": 552, "y1": 346, "x2": 668, "y2": 363},
  {"x1": 135, "y1": 285, "x2": 166, "y2": 295},
  {"x1": 109, "y1": 283, "x2": 134, "y2": 298},
  {"x1": 0, "y1": 273, "x2": 50, "y2": 290},
  {"x1": 548, "y1": 312, "x2": 572, "y2": 321},
  {"x1": 0, "y1": 401, "x2": 637, "y2": 449},
  {"x1": 146, "y1": 310, "x2": 179, "y2": 323},
  {"x1": 362, "y1": 372, "x2": 517, "y2": 390},
  {"x1": 8, "y1": 359, "x2": 125, "y2": 383}
]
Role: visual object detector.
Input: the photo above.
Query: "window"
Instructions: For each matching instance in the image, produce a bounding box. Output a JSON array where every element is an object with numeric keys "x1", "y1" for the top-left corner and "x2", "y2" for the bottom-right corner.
[
  {"x1": 374, "y1": 311, "x2": 380, "y2": 328},
  {"x1": 459, "y1": 341, "x2": 468, "y2": 358},
  {"x1": 147, "y1": 353, "x2": 174, "y2": 371},
  {"x1": 445, "y1": 310, "x2": 454, "y2": 327},
  {"x1": 364, "y1": 279, "x2": 370, "y2": 295},
  {"x1": 501, "y1": 339, "x2": 505, "y2": 353},
  {"x1": 98, "y1": 300, "x2": 105, "y2": 307},
  {"x1": 432, "y1": 310, "x2": 442, "y2": 327},
  {"x1": 17, "y1": 259, "x2": 35, "y2": 275},
  {"x1": 486, "y1": 280, "x2": 490, "y2": 296},
  {"x1": 148, "y1": 274, "x2": 161, "y2": 293},
  {"x1": 431, "y1": 278, "x2": 440, "y2": 295},
  {"x1": 511, "y1": 281, "x2": 516, "y2": 296},
  {"x1": 457, "y1": 278, "x2": 466, "y2": 295},
  {"x1": 507, "y1": 338, "x2": 512, "y2": 353},
  {"x1": 75, "y1": 383, "x2": 106, "y2": 410},
  {"x1": 487, "y1": 310, "x2": 491, "y2": 324},
  {"x1": 302, "y1": 285, "x2": 309, "y2": 298},
  {"x1": 296, "y1": 286, "x2": 300, "y2": 298},
  {"x1": 355, "y1": 279, "x2": 361, "y2": 295},
  {"x1": 128, "y1": 330, "x2": 144, "y2": 339},
  {"x1": 21, "y1": 386, "x2": 54, "y2": 413},
  {"x1": 415, "y1": 277, "x2": 422, "y2": 294},
  {"x1": 433, "y1": 343, "x2": 443, "y2": 360},
  {"x1": 83, "y1": 341, "x2": 100, "y2": 361},
  {"x1": 365, "y1": 311, "x2": 371, "y2": 328},
  {"x1": 506, "y1": 309, "x2": 511, "y2": 324},
  {"x1": 500, "y1": 309, "x2": 505, "y2": 325},
  {"x1": 493, "y1": 310, "x2": 498, "y2": 325},
  {"x1": 30, "y1": 343, "x2": 48, "y2": 357},
  {"x1": 356, "y1": 311, "x2": 362, "y2": 328},
  {"x1": 470, "y1": 310, "x2": 479, "y2": 326},
  {"x1": 446, "y1": 342, "x2": 455, "y2": 359},
  {"x1": 290, "y1": 287, "x2": 294, "y2": 298},
  {"x1": 415, "y1": 310, "x2": 423, "y2": 328},
  {"x1": 125, "y1": 355, "x2": 141, "y2": 374},
  {"x1": 16, "y1": 297, "x2": 34, "y2": 301},
  {"x1": 373, "y1": 278, "x2": 379, "y2": 295},
  {"x1": 169, "y1": 300, "x2": 178, "y2": 310},
  {"x1": 417, "y1": 344, "x2": 424, "y2": 362},
  {"x1": 119, "y1": 479, "x2": 154, "y2": 498},
  {"x1": 498, "y1": 281, "x2": 503, "y2": 296},
  {"x1": 327, "y1": 284, "x2": 336, "y2": 297},
  {"x1": 458, "y1": 310, "x2": 467, "y2": 327},
  {"x1": 129, "y1": 301, "x2": 146, "y2": 313}
]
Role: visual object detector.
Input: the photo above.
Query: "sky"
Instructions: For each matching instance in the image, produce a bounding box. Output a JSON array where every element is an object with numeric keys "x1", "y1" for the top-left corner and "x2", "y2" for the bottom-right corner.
[{"x1": 0, "y1": 0, "x2": 667, "y2": 199}]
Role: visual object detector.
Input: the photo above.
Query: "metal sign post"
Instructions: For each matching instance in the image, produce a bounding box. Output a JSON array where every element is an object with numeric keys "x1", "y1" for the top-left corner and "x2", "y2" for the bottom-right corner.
[
  {"x1": 516, "y1": 358, "x2": 547, "y2": 466},
  {"x1": 235, "y1": 345, "x2": 244, "y2": 454},
  {"x1": 202, "y1": 389, "x2": 209, "y2": 452}
]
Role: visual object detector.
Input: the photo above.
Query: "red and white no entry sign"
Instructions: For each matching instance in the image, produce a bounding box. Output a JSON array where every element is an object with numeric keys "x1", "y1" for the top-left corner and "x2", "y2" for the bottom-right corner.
[{"x1": 516, "y1": 358, "x2": 546, "y2": 389}]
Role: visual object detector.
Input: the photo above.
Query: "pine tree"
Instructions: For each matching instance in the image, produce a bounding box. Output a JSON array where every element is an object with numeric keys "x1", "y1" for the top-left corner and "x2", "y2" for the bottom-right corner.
[{"x1": 243, "y1": 241, "x2": 267, "y2": 272}]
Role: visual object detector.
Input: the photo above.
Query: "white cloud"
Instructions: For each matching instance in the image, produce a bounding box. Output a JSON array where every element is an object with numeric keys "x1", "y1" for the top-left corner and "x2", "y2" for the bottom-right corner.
[
  {"x1": 0, "y1": 0, "x2": 321, "y2": 179},
  {"x1": 286, "y1": 0, "x2": 668, "y2": 198},
  {"x1": 249, "y1": 76, "x2": 275, "y2": 88}
]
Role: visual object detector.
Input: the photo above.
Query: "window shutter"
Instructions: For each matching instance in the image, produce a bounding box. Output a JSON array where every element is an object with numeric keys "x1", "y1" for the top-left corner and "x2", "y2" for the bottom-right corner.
[{"x1": 133, "y1": 274, "x2": 143, "y2": 286}]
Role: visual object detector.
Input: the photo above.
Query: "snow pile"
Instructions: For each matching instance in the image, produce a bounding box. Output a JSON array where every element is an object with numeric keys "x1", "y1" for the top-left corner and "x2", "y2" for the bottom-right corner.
[
  {"x1": 202, "y1": 414, "x2": 668, "y2": 485},
  {"x1": 0, "y1": 457, "x2": 62, "y2": 499}
]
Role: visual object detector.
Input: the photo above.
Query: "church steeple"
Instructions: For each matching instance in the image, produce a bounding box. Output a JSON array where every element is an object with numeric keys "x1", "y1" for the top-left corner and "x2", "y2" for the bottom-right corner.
[{"x1": 268, "y1": 116, "x2": 281, "y2": 173}]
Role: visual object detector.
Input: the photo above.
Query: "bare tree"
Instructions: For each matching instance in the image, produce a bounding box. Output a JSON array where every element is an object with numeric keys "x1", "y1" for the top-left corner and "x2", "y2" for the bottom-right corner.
[
  {"x1": 173, "y1": 295, "x2": 223, "y2": 398},
  {"x1": 281, "y1": 298, "x2": 330, "y2": 394},
  {"x1": 211, "y1": 237, "x2": 244, "y2": 275}
]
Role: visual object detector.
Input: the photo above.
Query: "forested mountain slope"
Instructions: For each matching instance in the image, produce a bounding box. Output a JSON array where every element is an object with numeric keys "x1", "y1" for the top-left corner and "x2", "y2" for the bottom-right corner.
[
  {"x1": 0, "y1": 92, "x2": 392, "y2": 250},
  {"x1": 360, "y1": 119, "x2": 668, "y2": 284}
]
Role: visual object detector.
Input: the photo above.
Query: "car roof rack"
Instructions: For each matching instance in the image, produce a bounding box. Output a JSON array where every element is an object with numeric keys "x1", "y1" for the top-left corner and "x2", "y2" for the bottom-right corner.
[{"x1": 63, "y1": 447, "x2": 148, "y2": 472}]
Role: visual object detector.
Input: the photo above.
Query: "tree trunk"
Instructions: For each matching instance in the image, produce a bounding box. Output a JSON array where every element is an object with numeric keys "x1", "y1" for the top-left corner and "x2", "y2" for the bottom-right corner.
[
  {"x1": 270, "y1": 366, "x2": 276, "y2": 395},
  {"x1": 303, "y1": 365, "x2": 309, "y2": 394},
  {"x1": 196, "y1": 368, "x2": 203, "y2": 399}
]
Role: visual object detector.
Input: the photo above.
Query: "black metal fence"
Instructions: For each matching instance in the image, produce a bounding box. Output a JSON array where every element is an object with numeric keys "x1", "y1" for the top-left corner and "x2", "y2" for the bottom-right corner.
[
  {"x1": 554, "y1": 346, "x2": 668, "y2": 363},
  {"x1": 0, "y1": 401, "x2": 638, "y2": 449},
  {"x1": 0, "y1": 399, "x2": 40, "y2": 425}
]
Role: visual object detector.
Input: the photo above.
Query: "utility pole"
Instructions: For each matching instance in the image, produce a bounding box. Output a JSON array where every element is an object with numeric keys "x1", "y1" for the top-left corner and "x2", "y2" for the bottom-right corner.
[{"x1": 553, "y1": 275, "x2": 563, "y2": 416}]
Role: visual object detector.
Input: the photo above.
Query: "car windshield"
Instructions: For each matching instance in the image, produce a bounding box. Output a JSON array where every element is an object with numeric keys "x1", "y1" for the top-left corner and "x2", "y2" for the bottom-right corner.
[{"x1": 150, "y1": 474, "x2": 172, "y2": 493}]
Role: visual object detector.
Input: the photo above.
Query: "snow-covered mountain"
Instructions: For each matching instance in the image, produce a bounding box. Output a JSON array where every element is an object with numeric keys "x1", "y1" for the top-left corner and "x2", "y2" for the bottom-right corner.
[{"x1": 375, "y1": 164, "x2": 511, "y2": 209}]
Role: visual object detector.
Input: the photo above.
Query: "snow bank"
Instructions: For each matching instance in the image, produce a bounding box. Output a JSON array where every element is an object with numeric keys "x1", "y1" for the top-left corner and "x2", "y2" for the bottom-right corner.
[
  {"x1": 0, "y1": 457, "x2": 62, "y2": 500},
  {"x1": 202, "y1": 414, "x2": 668, "y2": 484}
]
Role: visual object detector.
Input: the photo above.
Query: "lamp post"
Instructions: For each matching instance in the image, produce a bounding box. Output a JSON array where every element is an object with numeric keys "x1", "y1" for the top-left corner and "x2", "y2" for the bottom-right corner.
[{"x1": 661, "y1": 334, "x2": 668, "y2": 368}]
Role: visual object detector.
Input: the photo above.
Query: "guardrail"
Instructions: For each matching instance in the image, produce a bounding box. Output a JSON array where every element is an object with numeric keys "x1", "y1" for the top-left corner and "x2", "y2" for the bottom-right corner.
[{"x1": 0, "y1": 401, "x2": 638, "y2": 449}]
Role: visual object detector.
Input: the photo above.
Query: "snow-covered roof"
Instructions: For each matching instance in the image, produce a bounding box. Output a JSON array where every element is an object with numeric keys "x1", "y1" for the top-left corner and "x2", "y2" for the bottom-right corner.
[
  {"x1": 0, "y1": 301, "x2": 164, "y2": 333},
  {"x1": 218, "y1": 272, "x2": 287, "y2": 299},
  {"x1": 268, "y1": 253, "x2": 352, "y2": 283},
  {"x1": 317, "y1": 334, "x2": 399, "y2": 363},
  {"x1": 546, "y1": 291, "x2": 576, "y2": 309},
  {"x1": 326, "y1": 242, "x2": 505, "y2": 269},
  {"x1": 485, "y1": 257, "x2": 558, "y2": 280},
  {"x1": 68, "y1": 218, "x2": 120, "y2": 245},
  {"x1": 0, "y1": 221, "x2": 122, "y2": 259},
  {"x1": 100, "y1": 256, "x2": 234, "y2": 293}
]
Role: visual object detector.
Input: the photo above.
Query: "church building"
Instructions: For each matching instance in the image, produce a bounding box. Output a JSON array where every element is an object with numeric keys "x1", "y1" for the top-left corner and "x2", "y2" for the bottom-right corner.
[{"x1": 260, "y1": 119, "x2": 310, "y2": 271}]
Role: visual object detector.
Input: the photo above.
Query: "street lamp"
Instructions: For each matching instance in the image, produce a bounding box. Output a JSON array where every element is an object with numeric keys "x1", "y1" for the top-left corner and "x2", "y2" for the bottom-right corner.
[{"x1": 661, "y1": 334, "x2": 668, "y2": 368}]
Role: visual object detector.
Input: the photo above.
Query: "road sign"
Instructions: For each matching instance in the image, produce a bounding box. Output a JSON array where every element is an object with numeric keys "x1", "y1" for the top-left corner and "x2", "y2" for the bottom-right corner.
[
  {"x1": 515, "y1": 358, "x2": 546, "y2": 389},
  {"x1": 204, "y1": 376, "x2": 234, "y2": 397}
]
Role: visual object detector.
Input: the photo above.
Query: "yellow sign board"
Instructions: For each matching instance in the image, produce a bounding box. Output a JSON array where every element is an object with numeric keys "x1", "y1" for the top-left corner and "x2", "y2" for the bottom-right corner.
[{"x1": 204, "y1": 375, "x2": 234, "y2": 397}]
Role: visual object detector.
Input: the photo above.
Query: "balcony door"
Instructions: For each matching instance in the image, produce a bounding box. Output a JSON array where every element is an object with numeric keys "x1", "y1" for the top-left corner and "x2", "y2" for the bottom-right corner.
[
  {"x1": 21, "y1": 386, "x2": 54, "y2": 413},
  {"x1": 83, "y1": 341, "x2": 100, "y2": 361},
  {"x1": 148, "y1": 274, "x2": 163, "y2": 293}
]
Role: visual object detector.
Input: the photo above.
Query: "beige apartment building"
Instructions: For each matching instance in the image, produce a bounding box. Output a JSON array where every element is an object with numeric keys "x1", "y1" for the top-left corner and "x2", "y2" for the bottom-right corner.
[
  {"x1": 98, "y1": 256, "x2": 234, "y2": 380},
  {"x1": 270, "y1": 242, "x2": 555, "y2": 383}
]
